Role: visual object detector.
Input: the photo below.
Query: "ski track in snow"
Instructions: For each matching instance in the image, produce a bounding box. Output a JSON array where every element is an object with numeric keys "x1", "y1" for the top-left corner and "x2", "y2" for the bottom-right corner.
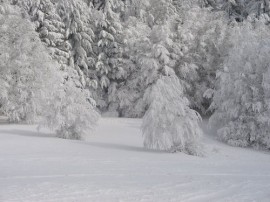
[{"x1": 0, "y1": 118, "x2": 270, "y2": 202}]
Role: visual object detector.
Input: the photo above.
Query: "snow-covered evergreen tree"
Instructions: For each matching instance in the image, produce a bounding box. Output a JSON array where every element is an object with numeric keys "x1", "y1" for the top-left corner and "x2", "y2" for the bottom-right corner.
[
  {"x1": 142, "y1": 75, "x2": 203, "y2": 155},
  {"x1": 91, "y1": 0, "x2": 127, "y2": 114},
  {"x1": 210, "y1": 20, "x2": 270, "y2": 149},
  {"x1": 134, "y1": 3, "x2": 203, "y2": 154},
  {"x1": 0, "y1": 3, "x2": 58, "y2": 123},
  {"x1": 207, "y1": 0, "x2": 270, "y2": 20},
  {"x1": 109, "y1": 0, "x2": 177, "y2": 117},
  {"x1": 58, "y1": 0, "x2": 96, "y2": 87},
  {"x1": 109, "y1": 16, "x2": 150, "y2": 117},
  {"x1": 0, "y1": 3, "x2": 99, "y2": 139},
  {"x1": 14, "y1": 0, "x2": 70, "y2": 65},
  {"x1": 14, "y1": 0, "x2": 95, "y2": 90},
  {"x1": 175, "y1": 6, "x2": 230, "y2": 115}
]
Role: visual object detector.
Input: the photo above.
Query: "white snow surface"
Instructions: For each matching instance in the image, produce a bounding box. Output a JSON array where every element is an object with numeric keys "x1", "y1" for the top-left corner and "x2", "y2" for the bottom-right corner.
[{"x1": 0, "y1": 118, "x2": 270, "y2": 202}]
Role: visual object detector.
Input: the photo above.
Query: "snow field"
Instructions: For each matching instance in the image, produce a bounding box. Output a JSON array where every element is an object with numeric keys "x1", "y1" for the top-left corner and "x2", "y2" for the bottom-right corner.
[{"x1": 0, "y1": 118, "x2": 270, "y2": 202}]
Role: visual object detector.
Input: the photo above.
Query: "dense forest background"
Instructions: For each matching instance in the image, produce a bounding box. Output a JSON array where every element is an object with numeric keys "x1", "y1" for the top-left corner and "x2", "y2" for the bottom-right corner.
[{"x1": 0, "y1": 0, "x2": 270, "y2": 154}]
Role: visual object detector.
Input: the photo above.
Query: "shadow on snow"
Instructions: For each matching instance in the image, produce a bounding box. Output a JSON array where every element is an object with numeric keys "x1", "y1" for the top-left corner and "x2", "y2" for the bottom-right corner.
[
  {"x1": 0, "y1": 129, "x2": 54, "y2": 138},
  {"x1": 0, "y1": 128, "x2": 166, "y2": 154},
  {"x1": 79, "y1": 141, "x2": 166, "y2": 154}
]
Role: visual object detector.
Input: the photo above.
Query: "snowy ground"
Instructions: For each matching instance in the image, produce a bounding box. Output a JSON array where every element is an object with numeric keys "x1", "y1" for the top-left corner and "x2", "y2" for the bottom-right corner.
[{"x1": 0, "y1": 118, "x2": 270, "y2": 202}]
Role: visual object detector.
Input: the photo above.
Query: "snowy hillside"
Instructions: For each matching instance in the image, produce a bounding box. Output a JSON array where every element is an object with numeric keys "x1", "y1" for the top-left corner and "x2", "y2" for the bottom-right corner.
[{"x1": 0, "y1": 118, "x2": 270, "y2": 202}]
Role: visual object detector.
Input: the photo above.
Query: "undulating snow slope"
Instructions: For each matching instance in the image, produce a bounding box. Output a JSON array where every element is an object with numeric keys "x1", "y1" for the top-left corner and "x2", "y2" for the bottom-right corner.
[{"x1": 0, "y1": 118, "x2": 270, "y2": 202}]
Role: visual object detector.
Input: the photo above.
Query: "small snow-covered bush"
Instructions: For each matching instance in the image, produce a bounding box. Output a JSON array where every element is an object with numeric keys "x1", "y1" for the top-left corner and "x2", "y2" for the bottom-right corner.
[
  {"x1": 142, "y1": 76, "x2": 203, "y2": 155},
  {"x1": 41, "y1": 80, "x2": 100, "y2": 140}
]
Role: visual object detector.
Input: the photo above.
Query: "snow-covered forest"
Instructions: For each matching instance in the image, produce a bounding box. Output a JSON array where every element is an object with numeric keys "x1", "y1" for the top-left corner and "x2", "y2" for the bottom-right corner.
[
  {"x1": 0, "y1": 0, "x2": 270, "y2": 201},
  {"x1": 1, "y1": 0, "x2": 270, "y2": 151}
]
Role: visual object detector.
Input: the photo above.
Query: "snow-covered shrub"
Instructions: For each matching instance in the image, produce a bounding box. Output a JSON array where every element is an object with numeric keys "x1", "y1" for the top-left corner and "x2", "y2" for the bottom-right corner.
[
  {"x1": 210, "y1": 21, "x2": 270, "y2": 149},
  {"x1": 40, "y1": 80, "x2": 100, "y2": 140},
  {"x1": 142, "y1": 75, "x2": 203, "y2": 155}
]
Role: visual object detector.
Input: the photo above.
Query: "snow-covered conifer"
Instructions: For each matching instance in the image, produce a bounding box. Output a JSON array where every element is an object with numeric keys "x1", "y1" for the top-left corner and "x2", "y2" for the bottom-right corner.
[
  {"x1": 208, "y1": 0, "x2": 270, "y2": 20},
  {"x1": 91, "y1": 0, "x2": 126, "y2": 113},
  {"x1": 0, "y1": 4, "x2": 58, "y2": 123},
  {"x1": 210, "y1": 21, "x2": 270, "y2": 149},
  {"x1": 0, "y1": 3, "x2": 99, "y2": 139},
  {"x1": 142, "y1": 75, "x2": 203, "y2": 155},
  {"x1": 135, "y1": 8, "x2": 203, "y2": 154},
  {"x1": 175, "y1": 6, "x2": 230, "y2": 114}
]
